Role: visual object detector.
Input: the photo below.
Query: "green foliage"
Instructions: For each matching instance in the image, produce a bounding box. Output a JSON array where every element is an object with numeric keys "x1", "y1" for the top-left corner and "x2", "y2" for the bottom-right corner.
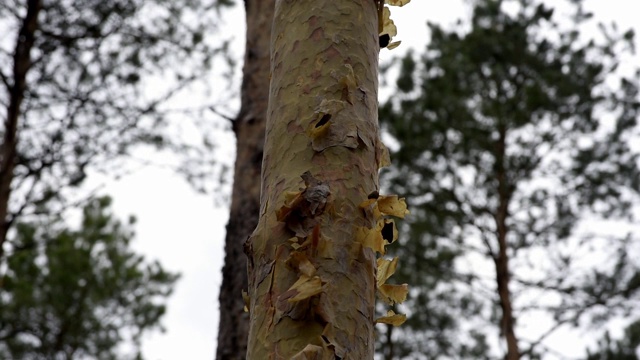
[
  {"x1": 0, "y1": 0, "x2": 237, "y2": 357},
  {"x1": 0, "y1": 0, "x2": 235, "y2": 232},
  {"x1": 586, "y1": 320, "x2": 640, "y2": 360},
  {"x1": 378, "y1": 0, "x2": 640, "y2": 358},
  {"x1": 0, "y1": 196, "x2": 179, "y2": 359}
]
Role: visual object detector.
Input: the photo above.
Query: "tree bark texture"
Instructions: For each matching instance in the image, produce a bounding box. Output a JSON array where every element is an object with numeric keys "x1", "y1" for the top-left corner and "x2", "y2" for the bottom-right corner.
[
  {"x1": 245, "y1": 0, "x2": 387, "y2": 358},
  {"x1": 0, "y1": 0, "x2": 42, "y2": 260},
  {"x1": 216, "y1": 0, "x2": 274, "y2": 358}
]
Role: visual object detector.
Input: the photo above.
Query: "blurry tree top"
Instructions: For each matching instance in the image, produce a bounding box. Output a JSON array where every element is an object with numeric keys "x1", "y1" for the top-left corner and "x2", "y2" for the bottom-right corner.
[
  {"x1": 378, "y1": 0, "x2": 640, "y2": 358},
  {"x1": 0, "y1": 196, "x2": 179, "y2": 359},
  {"x1": 0, "y1": 0, "x2": 237, "y2": 247}
]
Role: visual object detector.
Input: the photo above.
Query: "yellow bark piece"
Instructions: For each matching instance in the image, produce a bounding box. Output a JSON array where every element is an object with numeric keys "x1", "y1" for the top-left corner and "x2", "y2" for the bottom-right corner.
[
  {"x1": 380, "y1": 7, "x2": 397, "y2": 38},
  {"x1": 339, "y1": 64, "x2": 357, "y2": 104},
  {"x1": 308, "y1": 99, "x2": 344, "y2": 139},
  {"x1": 376, "y1": 257, "x2": 399, "y2": 287},
  {"x1": 377, "y1": 141, "x2": 391, "y2": 168},
  {"x1": 288, "y1": 252, "x2": 317, "y2": 277},
  {"x1": 357, "y1": 224, "x2": 385, "y2": 254},
  {"x1": 359, "y1": 198, "x2": 382, "y2": 223},
  {"x1": 385, "y1": 0, "x2": 411, "y2": 6},
  {"x1": 387, "y1": 41, "x2": 401, "y2": 50},
  {"x1": 291, "y1": 344, "x2": 325, "y2": 360},
  {"x1": 358, "y1": 198, "x2": 377, "y2": 210},
  {"x1": 289, "y1": 237, "x2": 303, "y2": 250},
  {"x1": 308, "y1": 98, "x2": 361, "y2": 151},
  {"x1": 310, "y1": 113, "x2": 332, "y2": 138},
  {"x1": 242, "y1": 290, "x2": 250, "y2": 312},
  {"x1": 377, "y1": 195, "x2": 409, "y2": 218},
  {"x1": 288, "y1": 275, "x2": 324, "y2": 302},
  {"x1": 375, "y1": 310, "x2": 407, "y2": 326},
  {"x1": 284, "y1": 190, "x2": 301, "y2": 203},
  {"x1": 277, "y1": 191, "x2": 303, "y2": 222},
  {"x1": 378, "y1": 283, "x2": 408, "y2": 305}
]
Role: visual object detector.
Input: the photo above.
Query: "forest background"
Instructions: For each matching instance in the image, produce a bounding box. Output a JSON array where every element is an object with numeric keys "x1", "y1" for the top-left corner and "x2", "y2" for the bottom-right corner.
[{"x1": 1, "y1": 0, "x2": 639, "y2": 359}]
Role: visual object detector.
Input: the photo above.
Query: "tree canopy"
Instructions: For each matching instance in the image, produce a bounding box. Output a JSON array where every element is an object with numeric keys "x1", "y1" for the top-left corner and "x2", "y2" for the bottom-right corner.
[
  {"x1": 587, "y1": 320, "x2": 640, "y2": 360},
  {"x1": 0, "y1": 196, "x2": 179, "y2": 359},
  {"x1": 379, "y1": 0, "x2": 640, "y2": 358},
  {"x1": 1, "y1": 1, "x2": 237, "y2": 357},
  {"x1": 0, "y1": 0, "x2": 235, "y2": 257}
]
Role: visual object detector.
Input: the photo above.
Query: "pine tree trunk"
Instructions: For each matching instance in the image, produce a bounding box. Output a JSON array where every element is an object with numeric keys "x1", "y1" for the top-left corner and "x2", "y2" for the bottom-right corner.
[
  {"x1": 494, "y1": 125, "x2": 520, "y2": 360},
  {"x1": 245, "y1": 0, "x2": 385, "y2": 357},
  {"x1": 0, "y1": 0, "x2": 41, "y2": 260},
  {"x1": 216, "y1": 0, "x2": 274, "y2": 358}
]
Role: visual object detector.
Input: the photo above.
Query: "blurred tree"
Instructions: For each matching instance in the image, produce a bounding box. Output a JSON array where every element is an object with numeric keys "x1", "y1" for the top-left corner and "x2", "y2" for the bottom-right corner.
[
  {"x1": 379, "y1": 0, "x2": 640, "y2": 358},
  {"x1": 0, "y1": 0, "x2": 234, "y2": 260},
  {"x1": 0, "y1": 196, "x2": 179, "y2": 359},
  {"x1": 586, "y1": 320, "x2": 640, "y2": 360},
  {"x1": 215, "y1": 0, "x2": 274, "y2": 358}
]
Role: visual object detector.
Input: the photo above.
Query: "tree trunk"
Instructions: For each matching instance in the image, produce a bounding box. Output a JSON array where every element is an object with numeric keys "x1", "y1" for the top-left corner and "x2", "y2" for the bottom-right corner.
[
  {"x1": 216, "y1": 0, "x2": 274, "y2": 358},
  {"x1": 494, "y1": 125, "x2": 520, "y2": 360},
  {"x1": 384, "y1": 323, "x2": 395, "y2": 360},
  {"x1": 245, "y1": 0, "x2": 386, "y2": 358},
  {"x1": 0, "y1": 0, "x2": 42, "y2": 260}
]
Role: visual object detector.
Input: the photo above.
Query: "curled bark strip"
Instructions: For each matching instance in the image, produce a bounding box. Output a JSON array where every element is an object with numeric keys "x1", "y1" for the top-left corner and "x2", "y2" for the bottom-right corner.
[{"x1": 276, "y1": 172, "x2": 330, "y2": 237}]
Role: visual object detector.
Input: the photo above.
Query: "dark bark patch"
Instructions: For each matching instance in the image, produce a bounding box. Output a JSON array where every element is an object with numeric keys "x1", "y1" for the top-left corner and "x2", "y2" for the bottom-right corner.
[
  {"x1": 379, "y1": 34, "x2": 390, "y2": 48},
  {"x1": 315, "y1": 114, "x2": 332, "y2": 128},
  {"x1": 381, "y1": 220, "x2": 395, "y2": 243},
  {"x1": 276, "y1": 172, "x2": 330, "y2": 237}
]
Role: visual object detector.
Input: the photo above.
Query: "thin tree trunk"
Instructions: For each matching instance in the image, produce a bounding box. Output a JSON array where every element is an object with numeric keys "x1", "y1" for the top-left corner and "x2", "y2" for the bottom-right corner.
[
  {"x1": 0, "y1": 0, "x2": 42, "y2": 260},
  {"x1": 216, "y1": 0, "x2": 274, "y2": 358},
  {"x1": 245, "y1": 0, "x2": 385, "y2": 357},
  {"x1": 494, "y1": 125, "x2": 519, "y2": 360},
  {"x1": 384, "y1": 323, "x2": 394, "y2": 360}
]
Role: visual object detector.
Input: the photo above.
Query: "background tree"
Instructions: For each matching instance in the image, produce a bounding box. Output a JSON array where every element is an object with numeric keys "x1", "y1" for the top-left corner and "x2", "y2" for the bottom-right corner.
[
  {"x1": 586, "y1": 320, "x2": 640, "y2": 360},
  {"x1": 1, "y1": 0, "x2": 235, "y2": 357},
  {"x1": 216, "y1": 0, "x2": 274, "y2": 358},
  {"x1": 0, "y1": 0, "x2": 233, "y2": 260},
  {"x1": 0, "y1": 196, "x2": 178, "y2": 359},
  {"x1": 379, "y1": 0, "x2": 640, "y2": 358}
]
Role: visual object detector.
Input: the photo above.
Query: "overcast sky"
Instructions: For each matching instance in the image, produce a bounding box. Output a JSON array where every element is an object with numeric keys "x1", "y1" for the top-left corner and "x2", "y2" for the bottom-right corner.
[{"x1": 92, "y1": 1, "x2": 639, "y2": 359}]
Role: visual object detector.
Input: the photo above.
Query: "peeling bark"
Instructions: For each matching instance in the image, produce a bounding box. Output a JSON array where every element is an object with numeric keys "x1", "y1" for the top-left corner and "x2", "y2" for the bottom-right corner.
[
  {"x1": 216, "y1": 0, "x2": 274, "y2": 358},
  {"x1": 0, "y1": 0, "x2": 42, "y2": 260},
  {"x1": 246, "y1": 0, "x2": 385, "y2": 358}
]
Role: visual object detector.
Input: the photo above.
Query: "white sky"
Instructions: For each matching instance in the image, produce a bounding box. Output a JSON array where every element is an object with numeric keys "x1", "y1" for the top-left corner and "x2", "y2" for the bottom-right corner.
[{"x1": 91, "y1": 1, "x2": 640, "y2": 359}]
